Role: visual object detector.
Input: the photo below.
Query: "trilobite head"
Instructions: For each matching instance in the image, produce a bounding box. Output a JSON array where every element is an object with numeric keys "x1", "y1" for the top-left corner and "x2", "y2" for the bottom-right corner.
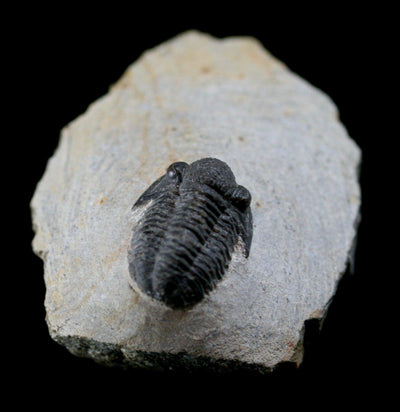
[{"x1": 128, "y1": 157, "x2": 253, "y2": 310}]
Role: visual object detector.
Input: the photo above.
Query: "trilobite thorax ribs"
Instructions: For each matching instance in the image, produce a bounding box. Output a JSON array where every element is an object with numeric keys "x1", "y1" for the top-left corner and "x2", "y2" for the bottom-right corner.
[{"x1": 128, "y1": 158, "x2": 253, "y2": 309}]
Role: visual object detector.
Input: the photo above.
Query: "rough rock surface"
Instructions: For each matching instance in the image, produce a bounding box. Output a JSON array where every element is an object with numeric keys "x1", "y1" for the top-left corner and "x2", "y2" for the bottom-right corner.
[{"x1": 31, "y1": 31, "x2": 361, "y2": 373}]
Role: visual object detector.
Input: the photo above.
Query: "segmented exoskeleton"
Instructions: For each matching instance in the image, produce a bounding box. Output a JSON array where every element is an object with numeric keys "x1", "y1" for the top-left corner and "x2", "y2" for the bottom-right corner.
[{"x1": 128, "y1": 158, "x2": 252, "y2": 309}]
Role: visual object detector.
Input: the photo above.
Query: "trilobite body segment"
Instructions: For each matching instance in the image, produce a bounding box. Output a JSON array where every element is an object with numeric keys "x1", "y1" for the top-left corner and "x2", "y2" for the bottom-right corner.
[{"x1": 128, "y1": 158, "x2": 253, "y2": 309}]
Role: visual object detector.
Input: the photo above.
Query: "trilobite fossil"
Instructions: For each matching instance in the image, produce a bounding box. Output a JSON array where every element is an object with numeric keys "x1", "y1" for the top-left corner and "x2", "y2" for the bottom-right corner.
[{"x1": 128, "y1": 157, "x2": 253, "y2": 309}]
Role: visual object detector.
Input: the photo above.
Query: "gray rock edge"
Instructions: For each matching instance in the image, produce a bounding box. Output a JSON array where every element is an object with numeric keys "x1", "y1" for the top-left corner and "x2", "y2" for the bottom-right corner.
[{"x1": 51, "y1": 258, "x2": 357, "y2": 374}]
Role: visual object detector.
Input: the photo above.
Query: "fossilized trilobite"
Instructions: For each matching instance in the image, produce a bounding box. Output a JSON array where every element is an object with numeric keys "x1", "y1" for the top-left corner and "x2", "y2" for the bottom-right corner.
[{"x1": 128, "y1": 158, "x2": 253, "y2": 309}]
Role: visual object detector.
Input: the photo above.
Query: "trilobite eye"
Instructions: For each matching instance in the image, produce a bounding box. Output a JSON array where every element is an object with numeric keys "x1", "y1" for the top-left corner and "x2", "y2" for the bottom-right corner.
[
  {"x1": 231, "y1": 185, "x2": 252, "y2": 210},
  {"x1": 166, "y1": 162, "x2": 188, "y2": 184},
  {"x1": 167, "y1": 169, "x2": 177, "y2": 179}
]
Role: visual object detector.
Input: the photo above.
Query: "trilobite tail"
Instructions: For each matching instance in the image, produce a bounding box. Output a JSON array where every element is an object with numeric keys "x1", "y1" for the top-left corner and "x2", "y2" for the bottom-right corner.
[
  {"x1": 156, "y1": 273, "x2": 206, "y2": 309},
  {"x1": 148, "y1": 196, "x2": 239, "y2": 309}
]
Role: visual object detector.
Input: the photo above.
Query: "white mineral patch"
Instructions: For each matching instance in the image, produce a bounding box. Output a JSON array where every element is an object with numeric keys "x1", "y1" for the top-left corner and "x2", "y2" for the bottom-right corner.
[{"x1": 31, "y1": 31, "x2": 361, "y2": 372}]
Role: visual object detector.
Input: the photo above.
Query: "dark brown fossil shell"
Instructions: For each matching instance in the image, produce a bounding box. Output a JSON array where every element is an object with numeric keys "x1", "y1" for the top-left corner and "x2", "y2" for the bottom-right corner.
[{"x1": 128, "y1": 158, "x2": 252, "y2": 309}]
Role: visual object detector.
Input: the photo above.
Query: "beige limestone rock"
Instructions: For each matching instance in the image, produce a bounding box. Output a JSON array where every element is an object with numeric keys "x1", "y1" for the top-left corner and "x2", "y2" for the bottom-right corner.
[{"x1": 31, "y1": 31, "x2": 361, "y2": 372}]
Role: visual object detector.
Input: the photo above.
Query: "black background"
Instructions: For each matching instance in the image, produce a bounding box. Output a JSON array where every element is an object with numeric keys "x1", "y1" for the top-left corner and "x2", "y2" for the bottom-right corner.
[{"x1": 10, "y1": 3, "x2": 391, "y2": 407}]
